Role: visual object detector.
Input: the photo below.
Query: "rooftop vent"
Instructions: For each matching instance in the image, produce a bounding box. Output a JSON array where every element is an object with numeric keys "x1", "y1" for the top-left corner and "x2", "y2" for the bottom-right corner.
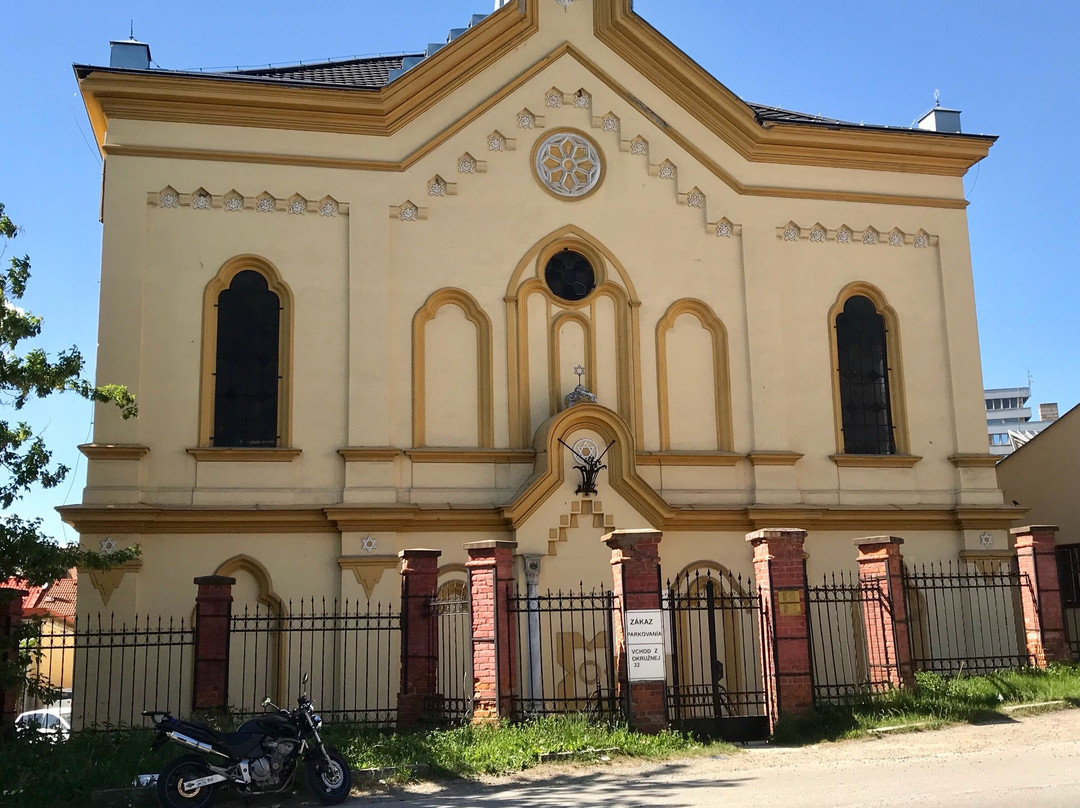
[
  {"x1": 916, "y1": 92, "x2": 961, "y2": 134},
  {"x1": 110, "y1": 38, "x2": 152, "y2": 69}
]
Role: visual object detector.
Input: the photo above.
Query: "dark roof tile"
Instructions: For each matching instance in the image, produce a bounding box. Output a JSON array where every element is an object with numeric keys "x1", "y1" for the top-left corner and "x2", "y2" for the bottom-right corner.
[{"x1": 226, "y1": 55, "x2": 417, "y2": 88}]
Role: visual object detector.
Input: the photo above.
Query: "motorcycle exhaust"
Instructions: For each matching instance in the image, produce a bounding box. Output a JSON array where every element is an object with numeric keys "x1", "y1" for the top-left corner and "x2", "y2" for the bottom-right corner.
[{"x1": 167, "y1": 731, "x2": 226, "y2": 757}]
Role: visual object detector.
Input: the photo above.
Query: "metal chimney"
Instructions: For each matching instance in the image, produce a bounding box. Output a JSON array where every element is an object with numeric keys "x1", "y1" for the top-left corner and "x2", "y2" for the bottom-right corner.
[{"x1": 110, "y1": 38, "x2": 152, "y2": 69}]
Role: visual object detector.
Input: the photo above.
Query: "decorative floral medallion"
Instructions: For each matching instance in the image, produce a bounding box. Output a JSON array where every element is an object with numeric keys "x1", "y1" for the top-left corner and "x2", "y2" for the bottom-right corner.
[
  {"x1": 837, "y1": 226, "x2": 853, "y2": 244},
  {"x1": 257, "y1": 196, "x2": 275, "y2": 212},
  {"x1": 192, "y1": 191, "x2": 212, "y2": 210},
  {"x1": 862, "y1": 228, "x2": 879, "y2": 245},
  {"x1": 914, "y1": 232, "x2": 929, "y2": 248},
  {"x1": 458, "y1": 155, "x2": 477, "y2": 174},
  {"x1": 889, "y1": 231, "x2": 904, "y2": 247},
  {"x1": 716, "y1": 220, "x2": 733, "y2": 238},
  {"x1": 319, "y1": 200, "x2": 338, "y2": 217},
  {"x1": 810, "y1": 226, "x2": 826, "y2": 243},
  {"x1": 534, "y1": 131, "x2": 603, "y2": 199},
  {"x1": 224, "y1": 194, "x2": 244, "y2": 212},
  {"x1": 288, "y1": 198, "x2": 306, "y2": 215},
  {"x1": 783, "y1": 224, "x2": 800, "y2": 241},
  {"x1": 399, "y1": 203, "x2": 419, "y2": 222},
  {"x1": 159, "y1": 190, "x2": 179, "y2": 208}
]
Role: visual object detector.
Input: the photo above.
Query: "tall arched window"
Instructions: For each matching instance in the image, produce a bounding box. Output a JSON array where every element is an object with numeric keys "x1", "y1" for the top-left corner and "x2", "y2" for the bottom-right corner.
[
  {"x1": 214, "y1": 271, "x2": 280, "y2": 447},
  {"x1": 198, "y1": 256, "x2": 293, "y2": 452},
  {"x1": 835, "y1": 294, "x2": 896, "y2": 454}
]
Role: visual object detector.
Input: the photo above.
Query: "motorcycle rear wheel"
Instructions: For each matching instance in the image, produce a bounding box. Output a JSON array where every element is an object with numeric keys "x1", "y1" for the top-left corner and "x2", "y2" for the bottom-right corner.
[
  {"x1": 157, "y1": 754, "x2": 220, "y2": 808},
  {"x1": 304, "y1": 748, "x2": 351, "y2": 805}
]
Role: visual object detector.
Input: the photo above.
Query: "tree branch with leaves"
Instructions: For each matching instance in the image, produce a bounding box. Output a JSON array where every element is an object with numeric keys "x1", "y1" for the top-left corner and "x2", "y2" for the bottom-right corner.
[{"x1": 0, "y1": 202, "x2": 139, "y2": 714}]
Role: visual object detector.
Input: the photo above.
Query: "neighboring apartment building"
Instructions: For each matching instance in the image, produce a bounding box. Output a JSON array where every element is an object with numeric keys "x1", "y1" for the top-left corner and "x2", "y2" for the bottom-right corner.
[
  {"x1": 984, "y1": 386, "x2": 1059, "y2": 456},
  {"x1": 63, "y1": 0, "x2": 1020, "y2": 631}
]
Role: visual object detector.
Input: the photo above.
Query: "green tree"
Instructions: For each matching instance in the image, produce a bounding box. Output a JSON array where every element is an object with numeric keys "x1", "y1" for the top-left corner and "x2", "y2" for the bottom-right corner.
[{"x1": 0, "y1": 202, "x2": 138, "y2": 711}]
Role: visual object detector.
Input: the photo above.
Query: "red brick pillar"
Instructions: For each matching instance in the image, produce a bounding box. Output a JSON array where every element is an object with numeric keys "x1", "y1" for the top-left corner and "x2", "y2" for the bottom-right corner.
[
  {"x1": 854, "y1": 536, "x2": 915, "y2": 690},
  {"x1": 747, "y1": 528, "x2": 813, "y2": 721},
  {"x1": 466, "y1": 541, "x2": 518, "y2": 724},
  {"x1": 0, "y1": 589, "x2": 27, "y2": 731},
  {"x1": 1012, "y1": 525, "x2": 1069, "y2": 665},
  {"x1": 604, "y1": 529, "x2": 667, "y2": 734},
  {"x1": 192, "y1": 576, "x2": 235, "y2": 713},
  {"x1": 398, "y1": 549, "x2": 441, "y2": 727}
]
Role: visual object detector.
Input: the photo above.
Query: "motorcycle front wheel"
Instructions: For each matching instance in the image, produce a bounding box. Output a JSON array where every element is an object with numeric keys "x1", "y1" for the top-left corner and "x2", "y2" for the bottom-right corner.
[
  {"x1": 304, "y1": 748, "x2": 352, "y2": 804},
  {"x1": 157, "y1": 754, "x2": 220, "y2": 808}
]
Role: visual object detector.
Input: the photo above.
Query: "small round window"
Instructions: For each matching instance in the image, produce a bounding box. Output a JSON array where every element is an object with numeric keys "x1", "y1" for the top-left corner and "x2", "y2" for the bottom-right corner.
[{"x1": 544, "y1": 250, "x2": 595, "y2": 302}]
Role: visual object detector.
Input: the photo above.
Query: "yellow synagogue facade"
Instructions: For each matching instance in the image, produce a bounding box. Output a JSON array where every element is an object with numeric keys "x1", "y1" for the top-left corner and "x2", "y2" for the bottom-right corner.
[{"x1": 66, "y1": 0, "x2": 1021, "y2": 626}]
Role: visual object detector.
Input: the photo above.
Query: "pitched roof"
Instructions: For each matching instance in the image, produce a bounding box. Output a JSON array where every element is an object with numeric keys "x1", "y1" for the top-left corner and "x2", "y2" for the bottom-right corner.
[
  {"x1": 227, "y1": 54, "x2": 414, "y2": 89},
  {"x1": 3, "y1": 569, "x2": 78, "y2": 624}
]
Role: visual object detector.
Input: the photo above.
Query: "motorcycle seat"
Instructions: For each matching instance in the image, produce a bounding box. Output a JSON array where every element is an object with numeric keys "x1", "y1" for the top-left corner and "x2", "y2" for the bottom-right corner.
[{"x1": 173, "y1": 720, "x2": 263, "y2": 759}]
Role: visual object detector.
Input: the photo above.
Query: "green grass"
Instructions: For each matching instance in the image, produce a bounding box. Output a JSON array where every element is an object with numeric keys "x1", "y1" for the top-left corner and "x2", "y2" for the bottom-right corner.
[
  {"x1": 0, "y1": 716, "x2": 729, "y2": 807},
  {"x1": 323, "y1": 715, "x2": 730, "y2": 778},
  {"x1": 773, "y1": 664, "x2": 1080, "y2": 744},
  {"x1": 0, "y1": 727, "x2": 173, "y2": 808}
]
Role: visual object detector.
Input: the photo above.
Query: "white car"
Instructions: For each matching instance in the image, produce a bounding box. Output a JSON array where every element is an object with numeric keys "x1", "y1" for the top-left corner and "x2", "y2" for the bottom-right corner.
[{"x1": 15, "y1": 708, "x2": 71, "y2": 740}]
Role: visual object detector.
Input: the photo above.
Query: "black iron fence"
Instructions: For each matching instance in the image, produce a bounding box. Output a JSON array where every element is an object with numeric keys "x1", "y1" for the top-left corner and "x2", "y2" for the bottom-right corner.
[
  {"x1": 807, "y1": 572, "x2": 896, "y2": 703},
  {"x1": 427, "y1": 583, "x2": 472, "y2": 724},
  {"x1": 663, "y1": 570, "x2": 769, "y2": 735},
  {"x1": 229, "y1": 598, "x2": 400, "y2": 726},
  {"x1": 1056, "y1": 544, "x2": 1080, "y2": 660},
  {"x1": 510, "y1": 584, "x2": 619, "y2": 719},
  {"x1": 20, "y1": 613, "x2": 194, "y2": 730},
  {"x1": 903, "y1": 561, "x2": 1030, "y2": 675}
]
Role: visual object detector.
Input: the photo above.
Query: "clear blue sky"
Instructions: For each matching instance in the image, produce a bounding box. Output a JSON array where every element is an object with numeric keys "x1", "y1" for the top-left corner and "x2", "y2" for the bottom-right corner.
[{"x1": 3, "y1": 1, "x2": 1078, "y2": 543}]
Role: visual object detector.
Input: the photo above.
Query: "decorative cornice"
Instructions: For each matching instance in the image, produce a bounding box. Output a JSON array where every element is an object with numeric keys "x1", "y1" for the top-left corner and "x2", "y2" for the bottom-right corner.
[
  {"x1": 57, "y1": 502, "x2": 1029, "y2": 535},
  {"x1": 779, "y1": 222, "x2": 935, "y2": 247},
  {"x1": 59, "y1": 505, "x2": 335, "y2": 534},
  {"x1": 593, "y1": 0, "x2": 993, "y2": 176},
  {"x1": 949, "y1": 453, "x2": 1000, "y2": 469},
  {"x1": 75, "y1": 0, "x2": 540, "y2": 146},
  {"x1": 337, "y1": 447, "x2": 402, "y2": 462},
  {"x1": 78, "y1": 443, "x2": 150, "y2": 461},
  {"x1": 404, "y1": 448, "x2": 537, "y2": 464},
  {"x1": 92, "y1": 41, "x2": 972, "y2": 209},
  {"x1": 150, "y1": 187, "x2": 345, "y2": 215},
  {"x1": 830, "y1": 454, "x2": 923, "y2": 469},
  {"x1": 186, "y1": 448, "x2": 302, "y2": 462}
]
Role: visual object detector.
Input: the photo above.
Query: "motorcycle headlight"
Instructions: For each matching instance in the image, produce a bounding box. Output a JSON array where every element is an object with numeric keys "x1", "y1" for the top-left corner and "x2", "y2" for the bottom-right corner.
[{"x1": 311, "y1": 713, "x2": 322, "y2": 728}]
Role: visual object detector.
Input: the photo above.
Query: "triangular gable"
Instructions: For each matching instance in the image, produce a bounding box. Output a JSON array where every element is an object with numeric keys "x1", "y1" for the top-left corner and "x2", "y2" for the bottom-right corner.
[{"x1": 75, "y1": 0, "x2": 992, "y2": 177}]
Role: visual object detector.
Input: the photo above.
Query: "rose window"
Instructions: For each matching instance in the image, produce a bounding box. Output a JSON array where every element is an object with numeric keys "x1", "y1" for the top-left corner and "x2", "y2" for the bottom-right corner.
[{"x1": 534, "y1": 132, "x2": 602, "y2": 198}]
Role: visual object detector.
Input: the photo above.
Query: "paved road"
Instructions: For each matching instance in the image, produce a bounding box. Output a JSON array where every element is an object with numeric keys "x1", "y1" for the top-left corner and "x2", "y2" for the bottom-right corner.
[{"x1": 330, "y1": 709, "x2": 1080, "y2": 808}]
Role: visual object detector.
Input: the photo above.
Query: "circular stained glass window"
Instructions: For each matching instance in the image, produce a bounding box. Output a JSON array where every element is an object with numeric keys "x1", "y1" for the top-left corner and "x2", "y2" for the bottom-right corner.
[
  {"x1": 545, "y1": 250, "x2": 595, "y2": 302},
  {"x1": 533, "y1": 131, "x2": 603, "y2": 199}
]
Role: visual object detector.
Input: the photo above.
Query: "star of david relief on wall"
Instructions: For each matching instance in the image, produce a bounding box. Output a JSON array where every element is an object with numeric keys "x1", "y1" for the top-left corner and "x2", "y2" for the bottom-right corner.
[{"x1": 533, "y1": 131, "x2": 604, "y2": 200}]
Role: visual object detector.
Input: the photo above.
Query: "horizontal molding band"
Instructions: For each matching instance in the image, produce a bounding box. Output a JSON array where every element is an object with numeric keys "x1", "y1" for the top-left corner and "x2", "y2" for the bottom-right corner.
[{"x1": 58, "y1": 503, "x2": 1027, "y2": 535}]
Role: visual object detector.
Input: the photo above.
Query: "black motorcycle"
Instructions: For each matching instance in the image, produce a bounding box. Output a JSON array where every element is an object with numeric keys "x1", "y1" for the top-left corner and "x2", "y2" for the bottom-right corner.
[{"x1": 144, "y1": 679, "x2": 351, "y2": 807}]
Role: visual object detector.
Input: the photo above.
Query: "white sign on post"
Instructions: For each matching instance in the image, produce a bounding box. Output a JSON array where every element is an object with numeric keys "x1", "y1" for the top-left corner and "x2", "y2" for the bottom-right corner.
[{"x1": 625, "y1": 609, "x2": 666, "y2": 682}]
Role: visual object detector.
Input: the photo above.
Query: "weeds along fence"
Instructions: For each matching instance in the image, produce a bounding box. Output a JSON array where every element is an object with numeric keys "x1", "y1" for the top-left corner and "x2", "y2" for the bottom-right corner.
[
  {"x1": 229, "y1": 598, "x2": 401, "y2": 726},
  {"x1": 903, "y1": 561, "x2": 1030, "y2": 675},
  {"x1": 21, "y1": 614, "x2": 194, "y2": 730}
]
